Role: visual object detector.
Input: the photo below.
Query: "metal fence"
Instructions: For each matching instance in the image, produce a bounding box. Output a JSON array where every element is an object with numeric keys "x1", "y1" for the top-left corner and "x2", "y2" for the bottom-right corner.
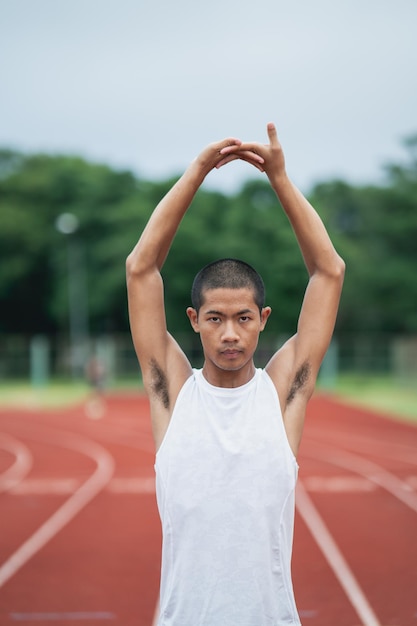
[{"x1": 1, "y1": 332, "x2": 416, "y2": 389}]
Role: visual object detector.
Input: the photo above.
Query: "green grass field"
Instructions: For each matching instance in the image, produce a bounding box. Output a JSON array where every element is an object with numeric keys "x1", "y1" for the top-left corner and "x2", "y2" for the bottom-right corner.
[
  {"x1": 0, "y1": 378, "x2": 144, "y2": 410},
  {"x1": 321, "y1": 373, "x2": 417, "y2": 423},
  {"x1": 0, "y1": 381, "x2": 91, "y2": 409},
  {"x1": 0, "y1": 374, "x2": 416, "y2": 423}
]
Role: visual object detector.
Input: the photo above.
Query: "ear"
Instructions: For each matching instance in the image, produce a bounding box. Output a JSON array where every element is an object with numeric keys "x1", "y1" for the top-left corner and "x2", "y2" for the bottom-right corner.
[
  {"x1": 186, "y1": 307, "x2": 200, "y2": 333},
  {"x1": 260, "y1": 306, "x2": 272, "y2": 331}
]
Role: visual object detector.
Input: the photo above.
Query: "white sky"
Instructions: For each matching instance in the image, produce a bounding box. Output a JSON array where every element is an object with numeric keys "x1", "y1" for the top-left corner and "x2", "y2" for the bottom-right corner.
[{"x1": 1, "y1": 0, "x2": 416, "y2": 192}]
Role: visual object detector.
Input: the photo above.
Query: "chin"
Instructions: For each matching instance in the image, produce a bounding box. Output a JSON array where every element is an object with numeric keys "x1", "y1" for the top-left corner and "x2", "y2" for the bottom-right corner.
[{"x1": 217, "y1": 356, "x2": 249, "y2": 372}]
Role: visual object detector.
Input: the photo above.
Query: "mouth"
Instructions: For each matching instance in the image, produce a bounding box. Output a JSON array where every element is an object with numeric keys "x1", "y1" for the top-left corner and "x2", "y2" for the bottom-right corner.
[{"x1": 221, "y1": 349, "x2": 241, "y2": 358}]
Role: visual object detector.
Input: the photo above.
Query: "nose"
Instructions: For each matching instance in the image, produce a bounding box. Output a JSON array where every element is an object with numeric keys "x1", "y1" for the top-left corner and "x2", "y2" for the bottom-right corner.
[{"x1": 221, "y1": 321, "x2": 239, "y2": 342}]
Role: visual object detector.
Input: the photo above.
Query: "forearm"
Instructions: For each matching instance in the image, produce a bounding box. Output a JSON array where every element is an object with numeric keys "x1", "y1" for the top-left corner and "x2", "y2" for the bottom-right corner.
[
  {"x1": 127, "y1": 161, "x2": 206, "y2": 275},
  {"x1": 270, "y1": 173, "x2": 344, "y2": 277}
]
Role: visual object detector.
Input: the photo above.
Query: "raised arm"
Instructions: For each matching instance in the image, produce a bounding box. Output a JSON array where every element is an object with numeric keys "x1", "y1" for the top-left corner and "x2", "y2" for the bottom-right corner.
[
  {"x1": 126, "y1": 136, "x2": 263, "y2": 447},
  {"x1": 220, "y1": 124, "x2": 345, "y2": 453}
]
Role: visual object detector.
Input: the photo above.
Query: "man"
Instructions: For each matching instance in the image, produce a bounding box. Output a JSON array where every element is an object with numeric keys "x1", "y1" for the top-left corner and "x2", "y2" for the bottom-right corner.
[{"x1": 126, "y1": 123, "x2": 345, "y2": 625}]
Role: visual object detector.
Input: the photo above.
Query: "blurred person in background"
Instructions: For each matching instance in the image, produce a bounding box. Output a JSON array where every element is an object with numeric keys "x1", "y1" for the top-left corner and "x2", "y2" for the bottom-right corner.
[{"x1": 84, "y1": 355, "x2": 106, "y2": 419}]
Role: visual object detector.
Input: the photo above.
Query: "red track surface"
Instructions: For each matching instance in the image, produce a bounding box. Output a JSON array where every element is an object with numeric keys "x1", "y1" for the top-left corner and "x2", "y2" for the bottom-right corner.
[{"x1": 0, "y1": 393, "x2": 416, "y2": 625}]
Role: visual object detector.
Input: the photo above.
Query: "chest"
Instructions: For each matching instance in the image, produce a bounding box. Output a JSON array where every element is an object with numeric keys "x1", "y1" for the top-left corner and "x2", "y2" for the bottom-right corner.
[{"x1": 156, "y1": 382, "x2": 297, "y2": 516}]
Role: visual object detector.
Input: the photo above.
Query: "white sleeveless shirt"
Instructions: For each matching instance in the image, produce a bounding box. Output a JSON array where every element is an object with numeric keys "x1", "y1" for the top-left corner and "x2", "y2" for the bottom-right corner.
[{"x1": 155, "y1": 368, "x2": 301, "y2": 626}]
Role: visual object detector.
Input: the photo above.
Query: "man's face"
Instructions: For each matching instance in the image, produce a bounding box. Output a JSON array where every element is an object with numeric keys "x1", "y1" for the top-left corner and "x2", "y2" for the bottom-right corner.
[{"x1": 186, "y1": 287, "x2": 271, "y2": 378}]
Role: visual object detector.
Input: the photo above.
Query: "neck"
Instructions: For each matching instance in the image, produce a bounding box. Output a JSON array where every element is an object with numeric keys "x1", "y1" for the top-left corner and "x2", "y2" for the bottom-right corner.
[{"x1": 202, "y1": 361, "x2": 256, "y2": 388}]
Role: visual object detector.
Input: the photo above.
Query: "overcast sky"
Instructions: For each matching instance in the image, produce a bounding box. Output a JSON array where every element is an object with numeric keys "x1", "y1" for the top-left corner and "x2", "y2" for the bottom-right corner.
[{"x1": 1, "y1": 0, "x2": 416, "y2": 192}]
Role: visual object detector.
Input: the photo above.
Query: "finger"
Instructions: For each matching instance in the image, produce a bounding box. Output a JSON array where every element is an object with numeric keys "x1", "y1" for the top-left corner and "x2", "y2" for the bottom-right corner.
[
  {"x1": 215, "y1": 154, "x2": 239, "y2": 169},
  {"x1": 216, "y1": 151, "x2": 265, "y2": 171},
  {"x1": 219, "y1": 144, "x2": 242, "y2": 155},
  {"x1": 215, "y1": 139, "x2": 241, "y2": 160},
  {"x1": 238, "y1": 149, "x2": 265, "y2": 164},
  {"x1": 222, "y1": 142, "x2": 261, "y2": 154},
  {"x1": 220, "y1": 145, "x2": 265, "y2": 164},
  {"x1": 216, "y1": 156, "x2": 265, "y2": 173},
  {"x1": 238, "y1": 154, "x2": 266, "y2": 172},
  {"x1": 220, "y1": 137, "x2": 242, "y2": 150},
  {"x1": 266, "y1": 122, "x2": 279, "y2": 147},
  {"x1": 246, "y1": 161, "x2": 265, "y2": 173}
]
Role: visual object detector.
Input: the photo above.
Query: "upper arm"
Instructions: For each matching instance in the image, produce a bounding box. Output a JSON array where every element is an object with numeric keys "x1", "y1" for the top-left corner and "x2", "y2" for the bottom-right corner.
[
  {"x1": 126, "y1": 259, "x2": 192, "y2": 439},
  {"x1": 294, "y1": 261, "x2": 345, "y2": 381},
  {"x1": 126, "y1": 260, "x2": 167, "y2": 371},
  {"x1": 266, "y1": 261, "x2": 345, "y2": 454}
]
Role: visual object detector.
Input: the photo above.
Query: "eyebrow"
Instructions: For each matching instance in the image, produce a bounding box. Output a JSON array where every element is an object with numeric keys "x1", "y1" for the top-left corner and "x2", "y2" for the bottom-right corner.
[{"x1": 204, "y1": 308, "x2": 254, "y2": 316}]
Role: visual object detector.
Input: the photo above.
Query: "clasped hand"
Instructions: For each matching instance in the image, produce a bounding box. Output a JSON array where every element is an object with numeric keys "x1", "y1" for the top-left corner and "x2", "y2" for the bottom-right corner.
[{"x1": 195, "y1": 122, "x2": 286, "y2": 181}]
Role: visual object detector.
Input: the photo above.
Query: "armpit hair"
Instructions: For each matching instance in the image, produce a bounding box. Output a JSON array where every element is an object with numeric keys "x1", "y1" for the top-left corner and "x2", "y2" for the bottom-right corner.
[
  {"x1": 149, "y1": 358, "x2": 170, "y2": 409},
  {"x1": 287, "y1": 361, "x2": 311, "y2": 404}
]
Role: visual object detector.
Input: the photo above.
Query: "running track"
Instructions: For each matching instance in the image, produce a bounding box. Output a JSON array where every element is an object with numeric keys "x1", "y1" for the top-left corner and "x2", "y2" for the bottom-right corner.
[{"x1": 0, "y1": 393, "x2": 416, "y2": 625}]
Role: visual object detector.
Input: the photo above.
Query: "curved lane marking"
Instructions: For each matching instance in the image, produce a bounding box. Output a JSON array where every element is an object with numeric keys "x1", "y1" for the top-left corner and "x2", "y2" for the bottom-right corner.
[
  {"x1": 305, "y1": 431, "x2": 417, "y2": 467},
  {"x1": 0, "y1": 428, "x2": 115, "y2": 589},
  {"x1": 304, "y1": 442, "x2": 417, "y2": 514},
  {"x1": 88, "y1": 427, "x2": 155, "y2": 455},
  {"x1": 302, "y1": 475, "x2": 377, "y2": 493},
  {"x1": 296, "y1": 480, "x2": 382, "y2": 626},
  {"x1": 0, "y1": 433, "x2": 33, "y2": 494}
]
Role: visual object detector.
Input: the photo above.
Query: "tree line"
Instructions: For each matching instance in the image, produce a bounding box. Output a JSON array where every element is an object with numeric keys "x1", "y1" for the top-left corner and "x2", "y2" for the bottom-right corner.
[{"x1": 1, "y1": 136, "x2": 416, "y2": 340}]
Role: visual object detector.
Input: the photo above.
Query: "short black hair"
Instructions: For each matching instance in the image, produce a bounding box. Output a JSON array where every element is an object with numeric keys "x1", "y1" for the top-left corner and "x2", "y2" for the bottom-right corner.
[{"x1": 191, "y1": 258, "x2": 265, "y2": 312}]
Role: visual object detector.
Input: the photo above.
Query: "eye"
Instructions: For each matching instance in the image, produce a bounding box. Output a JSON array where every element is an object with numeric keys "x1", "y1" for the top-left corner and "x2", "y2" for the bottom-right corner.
[
  {"x1": 239, "y1": 316, "x2": 251, "y2": 322},
  {"x1": 208, "y1": 316, "x2": 221, "y2": 323}
]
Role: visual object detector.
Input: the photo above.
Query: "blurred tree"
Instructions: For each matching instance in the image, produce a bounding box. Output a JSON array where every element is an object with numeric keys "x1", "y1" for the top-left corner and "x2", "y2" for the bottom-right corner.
[
  {"x1": 1, "y1": 133, "x2": 416, "y2": 340},
  {"x1": 0, "y1": 150, "x2": 138, "y2": 334},
  {"x1": 310, "y1": 133, "x2": 417, "y2": 333}
]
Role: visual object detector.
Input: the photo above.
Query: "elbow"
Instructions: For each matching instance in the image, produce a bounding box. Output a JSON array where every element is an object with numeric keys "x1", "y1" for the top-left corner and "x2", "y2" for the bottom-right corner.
[
  {"x1": 126, "y1": 249, "x2": 159, "y2": 286},
  {"x1": 125, "y1": 252, "x2": 136, "y2": 280},
  {"x1": 316, "y1": 253, "x2": 345, "y2": 283},
  {"x1": 126, "y1": 250, "x2": 145, "y2": 282},
  {"x1": 329, "y1": 254, "x2": 346, "y2": 291},
  {"x1": 332, "y1": 254, "x2": 346, "y2": 281},
  {"x1": 336, "y1": 254, "x2": 346, "y2": 281}
]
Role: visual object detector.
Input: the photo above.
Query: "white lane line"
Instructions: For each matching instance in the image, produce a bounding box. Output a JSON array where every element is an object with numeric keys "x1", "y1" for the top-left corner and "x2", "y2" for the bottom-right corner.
[
  {"x1": 407, "y1": 475, "x2": 417, "y2": 489},
  {"x1": 7, "y1": 476, "x2": 155, "y2": 495},
  {"x1": 305, "y1": 431, "x2": 417, "y2": 467},
  {"x1": 296, "y1": 480, "x2": 382, "y2": 626},
  {"x1": 305, "y1": 442, "x2": 417, "y2": 515},
  {"x1": 69, "y1": 427, "x2": 160, "y2": 625},
  {"x1": 91, "y1": 428, "x2": 155, "y2": 455},
  {"x1": 0, "y1": 429, "x2": 115, "y2": 589},
  {"x1": 10, "y1": 612, "x2": 116, "y2": 621},
  {"x1": 303, "y1": 475, "x2": 377, "y2": 493},
  {"x1": 9, "y1": 478, "x2": 80, "y2": 495},
  {"x1": 106, "y1": 476, "x2": 155, "y2": 493},
  {"x1": 0, "y1": 433, "x2": 33, "y2": 493}
]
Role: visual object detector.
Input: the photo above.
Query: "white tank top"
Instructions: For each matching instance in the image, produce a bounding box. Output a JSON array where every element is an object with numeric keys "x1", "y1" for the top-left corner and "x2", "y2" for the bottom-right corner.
[{"x1": 155, "y1": 368, "x2": 300, "y2": 626}]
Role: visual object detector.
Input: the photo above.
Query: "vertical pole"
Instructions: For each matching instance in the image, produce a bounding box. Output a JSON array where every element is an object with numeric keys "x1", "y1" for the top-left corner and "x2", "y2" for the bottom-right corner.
[
  {"x1": 30, "y1": 335, "x2": 50, "y2": 388},
  {"x1": 319, "y1": 339, "x2": 339, "y2": 389},
  {"x1": 67, "y1": 236, "x2": 89, "y2": 379}
]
